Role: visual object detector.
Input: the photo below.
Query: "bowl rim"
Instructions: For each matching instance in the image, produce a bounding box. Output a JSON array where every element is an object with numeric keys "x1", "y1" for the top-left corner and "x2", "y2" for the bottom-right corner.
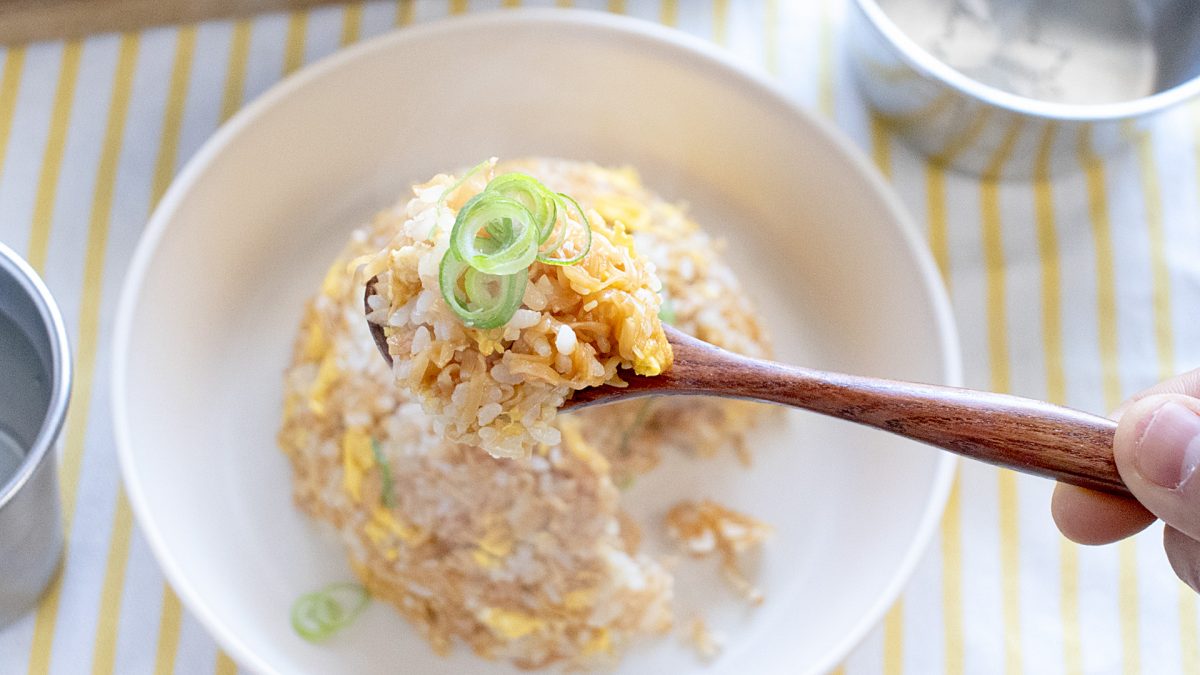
[
  {"x1": 112, "y1": 8, "x2": 961, "y2": 674},
  {"x1": 852, "y1": 0, "x2": 1200, "y2": 121}
]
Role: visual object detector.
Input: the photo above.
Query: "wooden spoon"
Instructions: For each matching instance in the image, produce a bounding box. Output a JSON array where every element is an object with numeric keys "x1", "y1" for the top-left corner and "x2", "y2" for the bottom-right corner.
[{"x1": 365, "y1": 280, "x2": 1125, "y2": 496}]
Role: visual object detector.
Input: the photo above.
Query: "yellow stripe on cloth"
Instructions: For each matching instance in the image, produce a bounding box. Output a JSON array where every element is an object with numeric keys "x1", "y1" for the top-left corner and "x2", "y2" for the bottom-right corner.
[
  {"x1": 764, "y1": 0, "x2": 779, "y2": 75},
  {"x1": 0, "y1": 47, "x2": 26, "y2": 186},
  {"x1": 607, "y1": 0, "x2": 625, "y2": 13},
  {"x1": 395, "y1": 0, "x2": 414, "y2": 26},
  {"x1": 1033, "y1": 123, "x2": 1065, "y2": 403},
  {"x1": 1182, "y1": 102, "x2": 1200, "y2": 675},
  {"x1": 215, "y1": 651, "x2": 238, "y2": 675},
  {"x1": 1079, "y1": 124, "x2": 1139, "y2": 675},
  {"x1": 450, "y1": 0, "x2": 468, "y2": 15},
  {"x1": 1118, "y1": 540, "x2": 1141, "y2": 675},
  {"x1": 713, "y1": 0, "x2": 730, "y2": 45},
  {"x1": 1126, "y1": 123, "x2": 1174, "y2": 383},
  {"x1": 942, "y1": 479, "x2": 964, "y2": 675},
  {"x1": 27, "y1": 33, "x2": 140, "y2": 675},
  {"x1": 1129, "y1": 120, "x2": 1179, "y2": 675},
  {"x1": 871, "y1": 114, "x2": 892, "y2": 179},
  {"x1": 1078, "y1": 125, "x2": 1121, "y2": 411},
  {"x1": 883, "y1": 602, "x2": 904, "y2": 674},
  {"x1": 150, "y1": 27, "x2": 195, "y2": 207},
  {"x1": 340, "y1": 2, "x2": 363, "y2": 46},
  {"x1": 980, "y1": 118, "x2": 1023, "y2": 675},
  {"x1": 1060, "y1": 541, "x2": 1081, "y2": 675},
  {"x1": 818, "y1": 0, "x2": 834, "y2": 118},
  {"x1": 152, "y1": 590, "x2": 184, "y2": 675},
  {"x1": 660, "y1": 0, "x2": 678, "y2": 26},
  {"x1": 220, "y1": 21, "x2": 252, "y2": 123},
  {"x1": 283, "y1": 11, "x2": 309, "y2": 76},
  {"x1": 91, "y1": 493, "x2": 136, "y2": 675},
  {"x1": 1030, "y1": 122, "x2": 1085, "y2": 675},
  {"x1": 918, "y1": 114, "x2": 979, "y2": 675},
  {"x1": 925, "y1": 109, "x2": 993, "y2": 282},
  {"x1": 27, "y1": 42, "x2": 82, "y2": 274},
  {"x1": 869, "y1": 113, "x2": 904, "y2": 675}
]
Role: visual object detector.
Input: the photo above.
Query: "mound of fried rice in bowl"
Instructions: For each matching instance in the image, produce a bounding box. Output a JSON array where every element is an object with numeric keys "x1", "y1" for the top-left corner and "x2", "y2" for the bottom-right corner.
[{"x1": 278, "y1": 158, "x2": 774, "y2": 669}]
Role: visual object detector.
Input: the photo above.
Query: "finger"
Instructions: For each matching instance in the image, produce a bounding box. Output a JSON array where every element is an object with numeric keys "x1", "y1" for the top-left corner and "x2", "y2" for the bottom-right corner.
[
  {"x1": 1112, "y1": 394, "x2": 1200, "y2": 541},
  {"x1": 1051, "y1": 482, "x2": 1156, "y2": 545},
  {"x1": 1111, "y1": 367, "x2": 1200, "y2": 420},
  {"x1": 1164, "y1": 526, "x2": 1200, "y2": 594}
]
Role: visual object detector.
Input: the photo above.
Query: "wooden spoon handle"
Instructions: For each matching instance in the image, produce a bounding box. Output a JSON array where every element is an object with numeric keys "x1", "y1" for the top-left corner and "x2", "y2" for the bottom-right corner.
[
  {"x1": 617, "y1": 335, "x2": 1127, "y2": 496},
  {"x1": 755, "y1": 366, "x2": 1125, "y2": 496}
]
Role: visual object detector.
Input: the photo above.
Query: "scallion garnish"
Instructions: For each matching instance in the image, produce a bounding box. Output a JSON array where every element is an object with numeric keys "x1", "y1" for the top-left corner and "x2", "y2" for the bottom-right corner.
[
  {"x1": 450, "y1": 193, "x2": 541, "y2": 275},
  {"x1": 438, "y1": 172, "x2": 593, "y2": 328},
  {"x1": 485, "y1": 173, "x2": 558, "y2": 243},
  {"x1": 291, "y1": 582, "x2": 369, "y2": 642},
  {"x1": 438, "y1": 159, "x2": 491, "y2": 208},
  {"x1": 370, "y1": 438, "x2": 395, "y2": 509},
  {"x1": 439, "y1": 251, "x2": 528, "y2": 329},
  {"x1": 536, "y1": 194, "x2": 591, "y2": 266}
]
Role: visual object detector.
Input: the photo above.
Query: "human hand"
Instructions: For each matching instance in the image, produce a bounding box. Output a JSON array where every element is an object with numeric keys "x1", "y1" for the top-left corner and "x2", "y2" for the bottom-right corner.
[{"x1": 1052, "y1": 369, "x2": 1200, "y2": 590}]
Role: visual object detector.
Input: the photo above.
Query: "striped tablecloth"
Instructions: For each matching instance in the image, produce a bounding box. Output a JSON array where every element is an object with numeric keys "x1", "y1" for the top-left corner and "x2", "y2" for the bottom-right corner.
[{"x1": 1, "y1": 1, "x2": 1197, "y2": 673}]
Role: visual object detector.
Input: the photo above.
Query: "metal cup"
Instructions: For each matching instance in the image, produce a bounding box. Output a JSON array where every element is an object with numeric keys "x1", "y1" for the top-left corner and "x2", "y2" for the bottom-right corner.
[
  {"x1": 0, "y1": 242, "x2": 70, "y2": 628},
  {"x1": 848, "y1": 0, "x2": 1200, "y2": 178}
]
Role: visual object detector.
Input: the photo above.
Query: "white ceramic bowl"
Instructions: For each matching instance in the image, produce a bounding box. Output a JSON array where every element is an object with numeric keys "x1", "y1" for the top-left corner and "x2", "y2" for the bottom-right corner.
[{"x1": 114, "y1": 10, "x2": 959, "y2": 675}]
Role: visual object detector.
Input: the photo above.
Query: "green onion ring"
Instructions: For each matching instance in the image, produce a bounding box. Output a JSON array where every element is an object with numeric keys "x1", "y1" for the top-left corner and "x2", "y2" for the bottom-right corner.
[
  {"x1": 450, "y1": 193, "x2": 540, "y2": 275},
  {"x1": 290, "y1": 583, "x2": 369, "y2": 642},
  {"x1": 485, "y1": 173, "x2": 559, "y2": 243},
  {"x1": 439, "y1": 251, "x2": 528, "y2": 329},
  {"x1": 536, "y1": 193, "x2": 592, "y2": 266},
  {"x1": 438, "y1": 159, "x2": 491, "y2": 207}
]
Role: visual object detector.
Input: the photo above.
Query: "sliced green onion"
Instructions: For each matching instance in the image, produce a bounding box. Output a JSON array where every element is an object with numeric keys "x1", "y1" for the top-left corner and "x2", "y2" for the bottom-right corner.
[
  {"x1": 370, "y1": 438, "x2": 395, "y2": 509},
  {"x1": 486, "y1": 173, "x2": 558, "y2": 243},
  {"x1": 450, "y1": 193, "x2": 540, "y2": 275},
  {"x1": 438, "y1": 159, "x2": 491, "y2": 207},
  {"x1": 439, "y1": 251, "x2": 528, "y2": 329},
  {"x1": 436, "y1": 171, "x2": 591, "y2": 328},
  {"x1": 536, "y1": 193, "x2": 592, "y2": 266},
  {"x1": 291, "y1": 583, "x2": 369, "y2": 643}
]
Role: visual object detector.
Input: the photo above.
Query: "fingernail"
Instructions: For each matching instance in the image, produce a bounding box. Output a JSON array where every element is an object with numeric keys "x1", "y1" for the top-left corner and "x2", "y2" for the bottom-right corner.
[{"x1": 1136, "y1": 402, "x2": 1200, "y2": 489}]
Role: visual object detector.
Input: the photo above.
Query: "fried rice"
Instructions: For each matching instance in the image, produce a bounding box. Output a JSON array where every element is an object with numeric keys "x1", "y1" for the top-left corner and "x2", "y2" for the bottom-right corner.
[{"x1": 279, "y1": 159, "x2": 773, "y2": 669}]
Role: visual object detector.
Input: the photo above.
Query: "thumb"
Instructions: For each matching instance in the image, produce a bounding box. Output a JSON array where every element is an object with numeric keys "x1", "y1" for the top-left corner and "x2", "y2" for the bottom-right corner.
[{"x1": 1113, "y1": 394, "x2": 1200, "y2": 541}]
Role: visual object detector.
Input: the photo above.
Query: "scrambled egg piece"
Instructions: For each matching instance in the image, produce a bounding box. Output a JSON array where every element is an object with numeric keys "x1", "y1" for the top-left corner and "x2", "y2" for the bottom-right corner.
[
  {"x1": 340, "y1": 427, "x2": 375, "y2": 502},
  {"x1": 480, "y1": 608, "x2": 544, "y2": 640}
]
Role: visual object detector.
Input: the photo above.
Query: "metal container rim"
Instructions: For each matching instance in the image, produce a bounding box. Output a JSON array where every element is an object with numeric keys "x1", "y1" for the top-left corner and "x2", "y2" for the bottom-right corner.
[
  {"x1": 0, "y1": 242, "x2": 72, "y2": 510},
  {"x1": 853, "y1": 0, "x2": 1200, "y2": 121}
]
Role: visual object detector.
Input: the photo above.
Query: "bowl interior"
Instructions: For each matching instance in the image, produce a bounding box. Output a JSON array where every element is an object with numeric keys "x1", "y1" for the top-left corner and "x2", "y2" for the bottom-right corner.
[
  {"x1": 871, "y1": 0, "x2": 1200, "y2": 104},
  {"x1": 116, "y1": 12, "x2": 956, "y2": 675}
]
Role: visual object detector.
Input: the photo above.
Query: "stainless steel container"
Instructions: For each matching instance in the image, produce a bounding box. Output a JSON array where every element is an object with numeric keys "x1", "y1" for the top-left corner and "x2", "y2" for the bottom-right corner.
[
  {"x1": 849, "y1": 0, "x2": 1200, "y2": 178},
  {"x1": 0, "y1": 242, "x2": 70, "y2": 628}
]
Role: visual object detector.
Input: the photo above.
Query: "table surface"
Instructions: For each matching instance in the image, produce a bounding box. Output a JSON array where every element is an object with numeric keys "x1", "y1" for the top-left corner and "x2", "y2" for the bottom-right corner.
[{"x1": 1, "y1": 1, "x2": 1198, "y2": 674}]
